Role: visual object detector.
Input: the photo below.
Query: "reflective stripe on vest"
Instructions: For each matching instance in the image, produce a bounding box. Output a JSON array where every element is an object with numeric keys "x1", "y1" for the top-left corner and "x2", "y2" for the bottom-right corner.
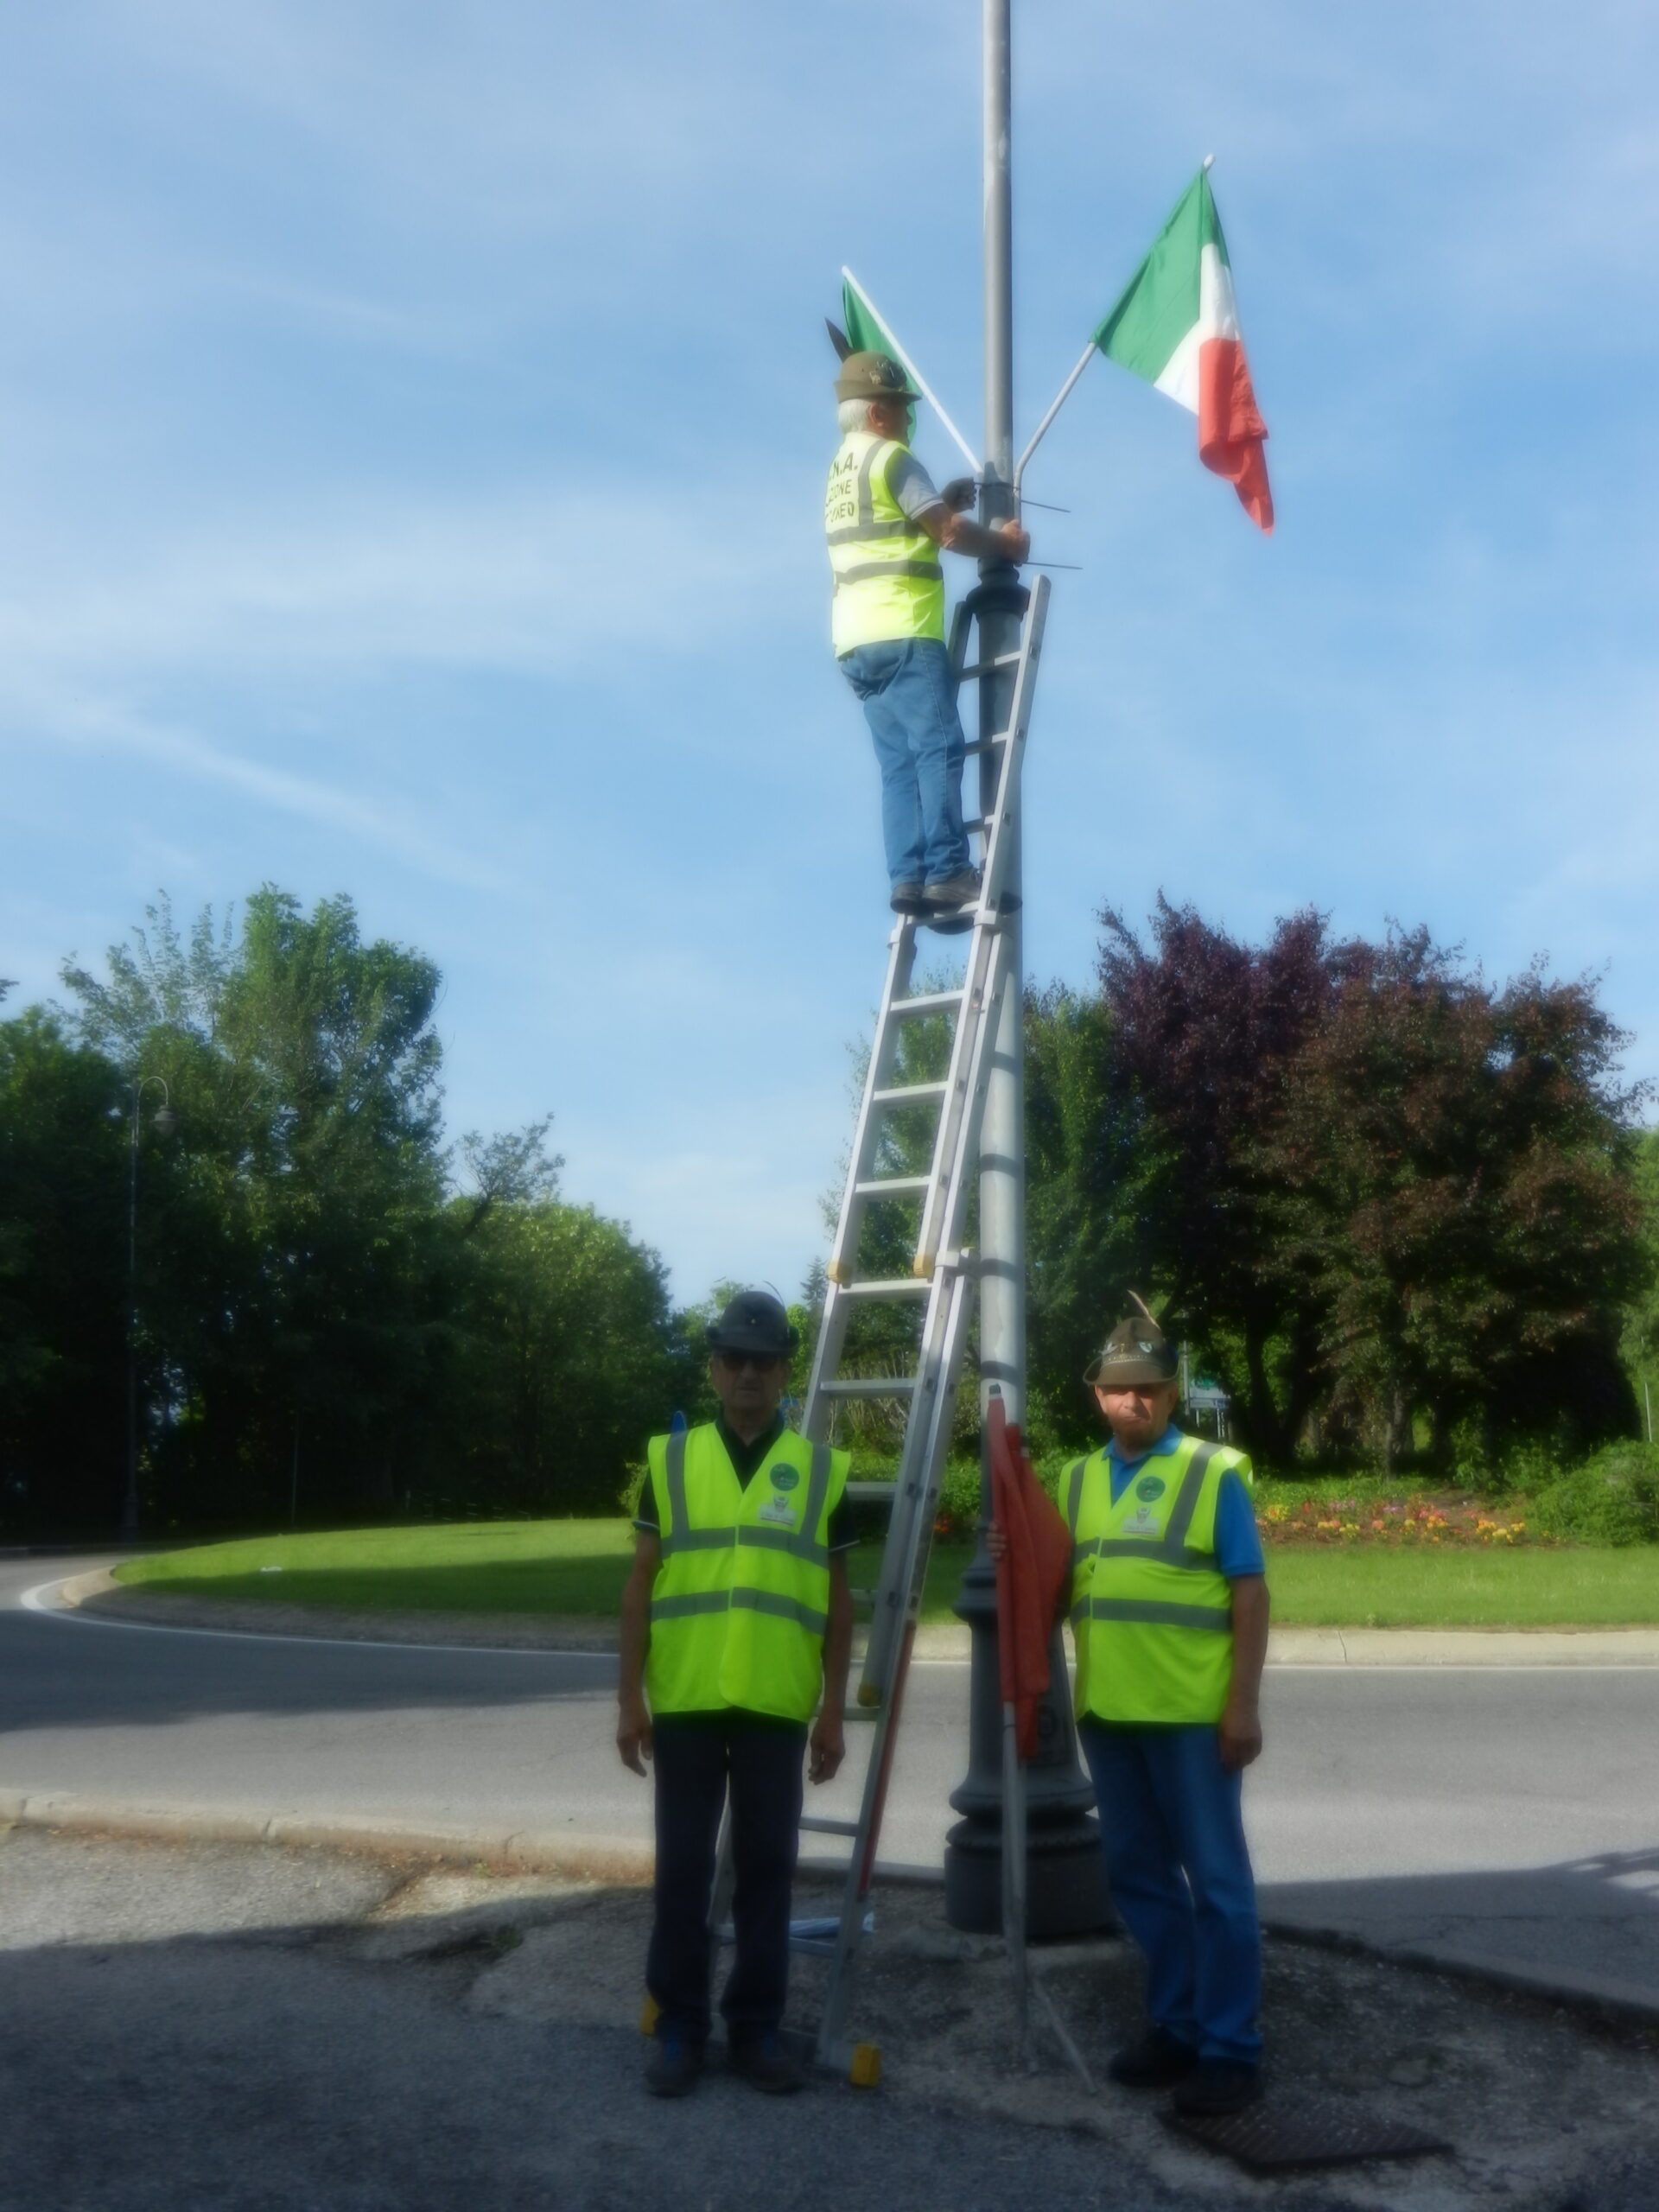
[
  {"x1": 645, "y1": 1423, "x2": 848, "y2": 1720},
  {"x1": 825, "y1": 432, "x2": 944, "y2": 653},
  {"x1": 1064, "y1": 1435, "x2": 1248, "y2": 1726}
]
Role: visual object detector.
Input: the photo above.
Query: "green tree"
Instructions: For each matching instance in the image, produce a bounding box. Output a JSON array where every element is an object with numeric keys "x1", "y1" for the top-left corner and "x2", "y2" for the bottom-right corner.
[
  {"x1": 1621, "y1": 1128, "x2": 1659, "y2": 1430},
  {"x1": 0, "y1": 1005, "x2": 128, "y2": 1529},
  {"x1": 443, "y1": 1198, "x2": 683, "y2": 1514},
  {"x1": 1023, "y1": 983, "x2": 1160, "y2": 1450},
  {"x1": 1255, "y1": 932, "x2": 1645, "y2": 1468},
  {"x1": 62, "y1": 887, "x2": 452, "y2": 1521}
]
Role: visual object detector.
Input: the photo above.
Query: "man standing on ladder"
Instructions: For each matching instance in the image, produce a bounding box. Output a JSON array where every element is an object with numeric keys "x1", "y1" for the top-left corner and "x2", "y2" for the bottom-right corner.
[
  {"x1": 1062, "y1": 1302, "x2": 1269, "y2": 2117},
  {"x1": 826, "y1": 351, "x2": 1031, "y2": 917},
  {"x1": 616, "y1": 1290, "x2": 855, "y2": 2097}
]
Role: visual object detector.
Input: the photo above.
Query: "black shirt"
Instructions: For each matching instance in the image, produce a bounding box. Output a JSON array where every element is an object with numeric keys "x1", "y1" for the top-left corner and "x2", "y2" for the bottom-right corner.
[{"x1": 635, "y1": 1414, "x2": 857, "y2": 1551}]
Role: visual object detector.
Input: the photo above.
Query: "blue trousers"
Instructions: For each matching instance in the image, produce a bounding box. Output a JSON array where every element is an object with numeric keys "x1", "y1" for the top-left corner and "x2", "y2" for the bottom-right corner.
[
  {"x1": 1079, "y1": 1719, "x2": 1262, "y2": 2064},
  {"x1": 646, "y1": 1715, "x2": 805, "y2": 2048},
  {"x1": 838, "y1": 637, "x2": 969, "y2": 890}
]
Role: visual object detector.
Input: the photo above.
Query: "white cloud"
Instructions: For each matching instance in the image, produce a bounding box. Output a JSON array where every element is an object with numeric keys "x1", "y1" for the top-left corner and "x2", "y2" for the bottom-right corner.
[{"x1": 0, "y1": 481, "x2": 813, "y2": 683}]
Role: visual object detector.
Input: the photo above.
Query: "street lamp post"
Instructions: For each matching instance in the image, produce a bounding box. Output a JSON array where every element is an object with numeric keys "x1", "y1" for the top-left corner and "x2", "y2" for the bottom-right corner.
[
  {"x1": 123, "y1": 1077, "x2": 175, "y2": 1543},
  {"x1": 942, "y1": 0, "x2": 1108, "y2": 1936}
]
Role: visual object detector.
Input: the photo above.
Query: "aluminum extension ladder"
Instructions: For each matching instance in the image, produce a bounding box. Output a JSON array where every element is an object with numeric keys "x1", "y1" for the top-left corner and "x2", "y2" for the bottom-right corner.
[{"x1": 781, "y1": 571, "x2": 1052, "y2": 2082}]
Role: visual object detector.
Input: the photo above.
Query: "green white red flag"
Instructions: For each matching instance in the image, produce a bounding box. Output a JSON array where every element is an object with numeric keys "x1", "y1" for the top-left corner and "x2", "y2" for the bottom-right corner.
[{"x1": 1092, "y1": 168, "x2": 1274, "y2": 533}]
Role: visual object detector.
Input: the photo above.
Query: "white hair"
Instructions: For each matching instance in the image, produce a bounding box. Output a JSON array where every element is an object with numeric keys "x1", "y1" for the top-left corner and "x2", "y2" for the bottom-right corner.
[{"x1": 837, "y1": 397, "x2": 876, "y2": 435}]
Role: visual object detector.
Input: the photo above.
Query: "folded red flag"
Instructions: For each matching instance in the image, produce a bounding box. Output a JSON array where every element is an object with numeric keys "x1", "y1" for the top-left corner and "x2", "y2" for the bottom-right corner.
[{"x1": 989, "y1": 1395, "x2": 1074, "y2": 1760}]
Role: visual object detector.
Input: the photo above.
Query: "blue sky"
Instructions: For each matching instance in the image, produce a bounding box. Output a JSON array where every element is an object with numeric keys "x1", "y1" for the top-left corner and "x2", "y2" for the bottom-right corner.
[{"x1": 3, "y1": 1, "x2": 1656, "y2": 1305}]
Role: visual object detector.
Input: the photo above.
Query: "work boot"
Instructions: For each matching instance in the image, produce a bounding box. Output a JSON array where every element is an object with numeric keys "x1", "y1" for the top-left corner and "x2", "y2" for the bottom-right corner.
[
  {"x1": 644, "y1": 2030, "x2": 704, "y2": 2098},
  {"x1": 922, "y1": 868, "x2": 982, "y2": 910},
  {"x1": 1172, "y1": 2058, "x2": 1263, "y2": 2117},
  {"x1": 889, "y1": 882, "x2": 926, "y2": 914},
  {"x1": 728, "y1": 2031, "x2": 805, "y2": 2094},
  {"x1": 1108, "y1": 2025, "x2": 1199, "y2": 2088}
]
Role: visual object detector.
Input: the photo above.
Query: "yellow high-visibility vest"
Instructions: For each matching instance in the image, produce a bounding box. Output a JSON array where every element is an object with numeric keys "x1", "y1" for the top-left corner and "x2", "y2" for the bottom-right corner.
[
  {"x1": 824, "y1": 431, "x2": 944, "y2": 654},
  {"x1": 644, "y1": 1424, "x2": 850, "y2": 1722},
  {"x1": 1063, "y1": 1435, "x2": 1253, "y2": 1725}
]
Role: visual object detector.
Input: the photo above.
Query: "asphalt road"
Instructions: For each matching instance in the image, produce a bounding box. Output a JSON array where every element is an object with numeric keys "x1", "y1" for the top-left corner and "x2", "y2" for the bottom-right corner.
[
  {"x1": 7, "y1": 1553, "x2": 1659, "y2": 2007},
  {"x1": 33, "y1": 1826, "x2": 1658, "y2": 2212}
]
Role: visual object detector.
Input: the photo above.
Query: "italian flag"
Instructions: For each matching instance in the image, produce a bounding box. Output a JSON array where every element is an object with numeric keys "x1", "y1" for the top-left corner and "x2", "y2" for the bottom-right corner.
[{"x1": 1093, "y1": 168, "x2": 1274, "y2": 534}]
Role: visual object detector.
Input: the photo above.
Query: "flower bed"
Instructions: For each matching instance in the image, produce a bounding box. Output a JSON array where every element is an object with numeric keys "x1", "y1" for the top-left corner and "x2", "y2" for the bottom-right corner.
[{"x1": 1256, "y1": 1492, "x2": 1532, "y2": 1547}]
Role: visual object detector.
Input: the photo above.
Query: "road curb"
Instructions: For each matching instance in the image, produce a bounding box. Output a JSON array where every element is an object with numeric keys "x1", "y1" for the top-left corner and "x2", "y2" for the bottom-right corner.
[
  {"x1": 0, "y1": 1789, "x2": 655, "y2": 1886},
  {"x1": 1260, "y1": 1911, "x2": 1659, "y2": 2029},
  {"x1": 48, "y1": 1576, "x2": 1659, "y2": 1666},
  {"x1": 6, "y1": 1787, "x2": 1656, "y2": 2032}
]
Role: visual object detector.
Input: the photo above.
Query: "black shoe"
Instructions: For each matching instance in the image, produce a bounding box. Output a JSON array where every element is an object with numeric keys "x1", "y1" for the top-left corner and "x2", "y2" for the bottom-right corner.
[
  {"x1": 890, "y1": 882, "x2": 926, "y2": 914},
  {"x1": 1109, "y1": 2025, "x2": 1200, "y2": 2088},
  {"x1": 728, "y1": 2031, "x2": 805, "y2": 2094},
  {"x1": 1173, "y1": 2058, "x2": 1263, "y2": 2117},
  {"x1": 644, "y1": 2031, "x2": 704, "y2": 2098}
]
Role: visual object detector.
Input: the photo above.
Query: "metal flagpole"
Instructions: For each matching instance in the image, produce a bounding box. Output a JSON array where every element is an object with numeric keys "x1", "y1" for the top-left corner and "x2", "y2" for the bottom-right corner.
[{"x1": 944, "y1": 0, "x2": 1105, "y2": 1940}]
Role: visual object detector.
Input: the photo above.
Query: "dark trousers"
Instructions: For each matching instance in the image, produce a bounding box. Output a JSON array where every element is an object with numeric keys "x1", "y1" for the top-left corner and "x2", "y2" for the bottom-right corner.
[{"x1": 647, "y1": 1713, "x2": 806, "y2": 2047}]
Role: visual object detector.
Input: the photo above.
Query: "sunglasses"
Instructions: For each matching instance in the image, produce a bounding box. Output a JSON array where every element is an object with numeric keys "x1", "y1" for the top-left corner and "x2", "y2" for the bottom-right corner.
[{"x1": 716, "y1": 1351, "x2": 784, "y2": 1373}]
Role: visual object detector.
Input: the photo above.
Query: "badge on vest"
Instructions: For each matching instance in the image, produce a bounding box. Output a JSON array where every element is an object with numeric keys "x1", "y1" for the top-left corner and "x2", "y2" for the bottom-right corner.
[
  {"x1": 756, "y1": 1464, "x2": 800, "y2": 1529},
  {"x1": 1118, "y1": 1502, "x2": 1165, "y2": 1538}
]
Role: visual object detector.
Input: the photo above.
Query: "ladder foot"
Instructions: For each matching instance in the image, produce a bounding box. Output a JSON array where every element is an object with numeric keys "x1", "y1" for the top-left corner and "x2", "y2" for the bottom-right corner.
[{"x1": 849, "y1": 2043, "x2": 882, "y2": 2088}]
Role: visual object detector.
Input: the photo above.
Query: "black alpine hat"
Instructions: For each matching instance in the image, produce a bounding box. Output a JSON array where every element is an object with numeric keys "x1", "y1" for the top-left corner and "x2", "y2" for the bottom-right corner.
[
  {"x1": 707, "y1": 1289, "x2": 798, "y2": 1359},
  {"x1": 1084, "y1": 1294, "x2": 1179, "y2": 1389}
]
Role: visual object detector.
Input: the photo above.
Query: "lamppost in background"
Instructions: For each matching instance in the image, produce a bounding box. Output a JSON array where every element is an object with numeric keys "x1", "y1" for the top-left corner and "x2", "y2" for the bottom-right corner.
[{"x1": 124, "y1": 1076, "x2": 176, "y2": 1542}]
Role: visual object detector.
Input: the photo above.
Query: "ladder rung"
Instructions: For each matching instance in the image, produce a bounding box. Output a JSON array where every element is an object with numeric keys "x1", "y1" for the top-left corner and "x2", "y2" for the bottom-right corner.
[
  {"x1": 871, "y1": 1080, "x2": 948, "y2": 1104},
  {"x1": 799, "y1": 1815, "x2": 860, "y2": 1838},
  {"x1": 843, "y1": 1701, "x2": 880, "y2": 1722},
  {"x1": 890, "y1": 990, "x2": 963, "y2": 1017},
  {"x1": 957, "y1": 652, "x2": 1023, "y2": 677},
  {"x1": 833, "y1": 1277, "x2": 930, "y2": 1300},
  {"x1": 854, "y1": 1176, "x2": 931, "y2": 1198},
  {"x1": 817, "y1": 1376, "x2": 918, "y2": 1400},
  {"x1": 844, "y1": 1482, "x2": 896, "y2": 1505}
]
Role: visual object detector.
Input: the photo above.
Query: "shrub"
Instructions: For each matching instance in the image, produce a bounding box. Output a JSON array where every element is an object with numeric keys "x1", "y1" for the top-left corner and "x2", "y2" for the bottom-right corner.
[{"x1": 1530, "y1": 1441, "x2": 1659, "y2": 1546}]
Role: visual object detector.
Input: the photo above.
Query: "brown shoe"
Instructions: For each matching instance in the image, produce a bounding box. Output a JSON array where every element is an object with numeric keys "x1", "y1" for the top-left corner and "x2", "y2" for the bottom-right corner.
[{"x1": 922, "y1": 868, "x2": 982, "y2": 910}]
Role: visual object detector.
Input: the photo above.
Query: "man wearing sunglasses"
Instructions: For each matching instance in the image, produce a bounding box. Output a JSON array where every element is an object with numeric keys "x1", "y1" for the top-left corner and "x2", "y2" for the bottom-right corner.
[{"x1": 618, "y1": 1289, "x2": 854, "y2": 2097}]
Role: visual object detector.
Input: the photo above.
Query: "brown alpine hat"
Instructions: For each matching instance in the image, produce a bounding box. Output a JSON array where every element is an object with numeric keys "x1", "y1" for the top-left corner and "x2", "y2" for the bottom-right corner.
[
  {"x1": 1084, "y1": 1297, "x2": 1179, "y2": 1389},
  {"x1": 834, "y1": 349, "x2": 920, "y2": 404}
]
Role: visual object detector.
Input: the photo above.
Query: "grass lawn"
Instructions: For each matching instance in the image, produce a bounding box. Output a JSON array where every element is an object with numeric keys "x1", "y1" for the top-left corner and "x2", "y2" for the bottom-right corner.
[
  {"x1": 114, "y1": 1521, "x2": 639, "y2": 1617},
  {"x1": 115, "y1": 1521, "x2": 1659, "y2": 1628}
]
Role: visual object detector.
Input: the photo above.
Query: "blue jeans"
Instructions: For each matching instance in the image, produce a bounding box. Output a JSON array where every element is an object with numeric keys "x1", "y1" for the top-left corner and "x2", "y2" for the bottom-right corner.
[
  {"x1": 838, "y1": 638, "x2": 969, "y2": 890},
  {"x1": 1079, "y1": 1720, "x2": 1262, "y2": 2065}
]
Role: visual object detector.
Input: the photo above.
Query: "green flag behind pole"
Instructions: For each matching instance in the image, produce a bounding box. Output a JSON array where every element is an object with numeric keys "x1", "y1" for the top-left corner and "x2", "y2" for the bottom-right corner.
[{"x1": 840, "y1": 277, "x2": 891, "y2": 358}]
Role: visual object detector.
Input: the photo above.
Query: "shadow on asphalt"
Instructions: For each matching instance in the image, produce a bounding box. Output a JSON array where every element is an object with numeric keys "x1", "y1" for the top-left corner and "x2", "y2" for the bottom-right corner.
[
  {"x1": 0, "y1": 1607, "x2": 614, "y2": 1735},
  {"x1": 115, "y1": 1554, "x2": 634, "y2": 1616},
  {"x1": 1264, "y1": 1843, "x2": 1659, "y2": 2010},
  {"x1": 4, "y1": 1856, "x2": 1659, "y2": 2212}
]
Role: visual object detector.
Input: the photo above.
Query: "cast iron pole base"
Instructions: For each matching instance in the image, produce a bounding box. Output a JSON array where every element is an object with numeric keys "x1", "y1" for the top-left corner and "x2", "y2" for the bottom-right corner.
[{"x1": 942, "y1": 1532, "x2": 1112, "y2": 1936}]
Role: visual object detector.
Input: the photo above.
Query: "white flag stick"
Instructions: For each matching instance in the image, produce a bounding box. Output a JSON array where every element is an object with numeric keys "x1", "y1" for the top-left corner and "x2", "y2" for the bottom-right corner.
[
  {"x1": 1014, "y1": 341, "x2": 1096, "y2": 495},
  {"x1": 841, "y1": 266, "x2": 981, "y2": 475}
]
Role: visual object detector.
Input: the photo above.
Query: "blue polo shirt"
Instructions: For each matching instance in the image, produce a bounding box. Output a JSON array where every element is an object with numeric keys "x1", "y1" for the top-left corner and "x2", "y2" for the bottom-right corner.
[{"x1": 1107, "y1": 1426, "x2": 1264, "y2": 1581}]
